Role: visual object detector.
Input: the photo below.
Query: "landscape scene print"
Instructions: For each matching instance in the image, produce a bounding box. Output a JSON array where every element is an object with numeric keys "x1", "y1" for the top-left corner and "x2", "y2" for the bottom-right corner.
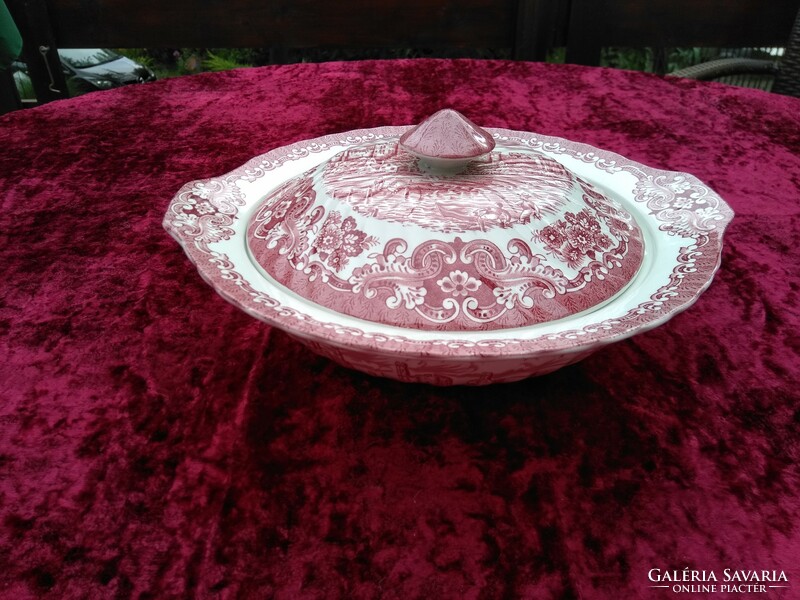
[{"x1": 246, "y1": 142, "x2": 644, "y2": 331}]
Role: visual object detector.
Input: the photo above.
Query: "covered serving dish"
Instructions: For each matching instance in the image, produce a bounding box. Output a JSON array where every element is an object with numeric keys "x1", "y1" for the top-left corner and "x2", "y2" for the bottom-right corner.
[{"x1": 164, "y1": 110, "x2": 733, "y2": 385}]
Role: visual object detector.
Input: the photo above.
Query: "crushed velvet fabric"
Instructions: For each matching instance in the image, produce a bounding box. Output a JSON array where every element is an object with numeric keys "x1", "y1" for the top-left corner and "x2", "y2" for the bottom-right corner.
[{"x1": 1, "y1": 59, "x2": 799, "y2": 599}]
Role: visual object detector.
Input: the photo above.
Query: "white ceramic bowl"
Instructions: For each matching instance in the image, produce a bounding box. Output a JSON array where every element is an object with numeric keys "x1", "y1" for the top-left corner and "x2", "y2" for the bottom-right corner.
[{"x1": 164, "y1": 119, "x2": 733, "y2": 385}]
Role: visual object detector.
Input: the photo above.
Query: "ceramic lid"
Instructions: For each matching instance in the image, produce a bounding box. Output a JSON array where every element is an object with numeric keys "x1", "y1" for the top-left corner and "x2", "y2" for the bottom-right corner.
[{"x1": 246, "y1": 110, "x2": 644, "y2": 332}]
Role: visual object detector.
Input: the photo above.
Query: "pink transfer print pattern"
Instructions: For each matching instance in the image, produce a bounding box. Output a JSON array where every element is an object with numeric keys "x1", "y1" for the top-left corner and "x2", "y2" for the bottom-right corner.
[
  {"x1": 245, "y1": 142, "x2": 645, "y2": 331},
  {"x1": 311, "y1": 212, "x2": 378, "y2": 271},
  {"x1": 165, "y1": 124, "x2": 733, "y2": 384},
  {"x1": 437, "y1": 270, "x2": 482, "y2": 297}
]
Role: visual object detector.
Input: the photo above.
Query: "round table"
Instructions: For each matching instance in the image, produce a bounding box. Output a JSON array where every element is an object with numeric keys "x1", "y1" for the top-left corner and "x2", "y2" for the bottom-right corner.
[{"x1": 1, "y1": 59, "x2": 799, "y2": 599}]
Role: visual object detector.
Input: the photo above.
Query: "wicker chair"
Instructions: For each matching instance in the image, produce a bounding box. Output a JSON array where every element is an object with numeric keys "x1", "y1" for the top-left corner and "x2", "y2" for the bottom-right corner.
[{"x1": 669, "y1": 7, "x2": 800, "y2": 97}]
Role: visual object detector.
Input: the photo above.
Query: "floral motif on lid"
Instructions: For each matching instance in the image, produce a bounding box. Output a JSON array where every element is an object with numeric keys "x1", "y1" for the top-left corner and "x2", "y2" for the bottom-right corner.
[{"x1": 245, "y1": 142, "x2": 644, "y2": 331}]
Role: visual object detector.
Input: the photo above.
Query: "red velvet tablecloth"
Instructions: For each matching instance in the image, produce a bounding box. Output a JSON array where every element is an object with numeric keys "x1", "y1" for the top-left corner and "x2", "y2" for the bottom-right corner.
[{"x1": 1, "y1": 59, "x2": 799, "y2": 599}]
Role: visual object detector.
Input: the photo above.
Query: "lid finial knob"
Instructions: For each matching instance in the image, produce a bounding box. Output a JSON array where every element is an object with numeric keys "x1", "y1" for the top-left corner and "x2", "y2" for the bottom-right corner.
[{"x1": 399, "y1": 109, "x2": 496, "y2": 174}]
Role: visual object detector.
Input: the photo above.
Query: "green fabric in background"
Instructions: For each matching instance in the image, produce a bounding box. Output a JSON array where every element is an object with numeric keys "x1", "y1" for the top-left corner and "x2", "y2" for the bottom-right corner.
[{"x1": 0, "y1": 0, "x2": 22, "y2": 69}]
